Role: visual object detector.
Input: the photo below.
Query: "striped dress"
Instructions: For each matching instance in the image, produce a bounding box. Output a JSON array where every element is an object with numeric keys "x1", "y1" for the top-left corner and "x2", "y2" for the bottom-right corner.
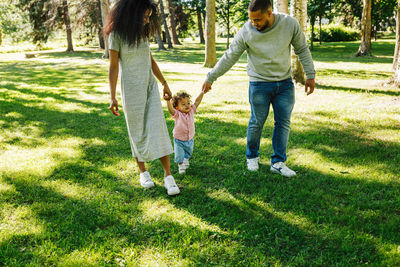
[{"x1": 109, "y1": 33, "x2": 173, "y2": 161}]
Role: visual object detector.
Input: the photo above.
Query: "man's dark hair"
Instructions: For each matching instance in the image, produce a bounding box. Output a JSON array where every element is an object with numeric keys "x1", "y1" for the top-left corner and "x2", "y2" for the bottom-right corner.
[
  {"x1": 248, "y1": 0, "x2": 272, "y2": 12},
  {"x1": 104, "y1": 0, "x2": 160, "y2": 47}
]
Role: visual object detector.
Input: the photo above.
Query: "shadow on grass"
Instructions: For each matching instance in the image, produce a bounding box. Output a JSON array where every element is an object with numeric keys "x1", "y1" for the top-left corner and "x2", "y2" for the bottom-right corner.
[
  {"x1": 1, "y1": 47, "x2": 400, "y2": 265},
  {"x1": 316, "y1": 82, "x2": 400, "y2": 96},
  {"x1": 311, "y1": 41, "x2": 395, "y2": 64}
]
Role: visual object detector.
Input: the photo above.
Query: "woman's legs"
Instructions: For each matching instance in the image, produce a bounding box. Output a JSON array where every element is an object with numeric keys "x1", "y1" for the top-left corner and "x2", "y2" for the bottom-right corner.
[
  {"x1": 159, "y1": 155, "x2": 172, "y2": 177},
  {"x1": 136, "y1": 156, "x2": 172, "y2": 177},
  {"x1": 135, "y1": 158, "x2": 146, "y2": 173}
]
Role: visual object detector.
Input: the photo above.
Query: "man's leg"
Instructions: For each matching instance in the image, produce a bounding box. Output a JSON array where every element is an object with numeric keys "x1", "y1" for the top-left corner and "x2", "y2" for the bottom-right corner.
[
  {"x1": 246, "y1": 81, "x2": 272, "y2": 159},
  {"x1": 271, "y1": 78, "x2": 295, "y2": 164}
]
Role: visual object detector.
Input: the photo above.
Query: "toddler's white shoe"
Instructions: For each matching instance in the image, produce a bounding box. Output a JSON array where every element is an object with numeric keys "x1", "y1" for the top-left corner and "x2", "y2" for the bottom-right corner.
[
  {"x1": 270, "y1": 162, "x2": 296, "y2": 177},
  {"x1": 183, "y1": 158, "x2": 190, "y2": 168},
  {"x1": 164, "y1": 175, "x2": 180, "y2": 195},
  {"x1": 247, "y1": 157, "x2": 259, "y2": 171},
  {"x1": 178, "y1": 164, "x2": 187, "y2": 174},
  {"x1": 139, "y1": 171, "x2": 155, "y2": 188}
]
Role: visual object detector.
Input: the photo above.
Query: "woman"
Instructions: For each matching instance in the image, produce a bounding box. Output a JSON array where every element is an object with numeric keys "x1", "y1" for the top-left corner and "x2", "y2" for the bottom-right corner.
[{"x1": 105, "y1": 0, "x2": 179, "y2": 195}]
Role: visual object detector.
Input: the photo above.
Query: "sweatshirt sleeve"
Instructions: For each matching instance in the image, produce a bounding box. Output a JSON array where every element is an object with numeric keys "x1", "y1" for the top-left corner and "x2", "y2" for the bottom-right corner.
[
  {"x1": 290, "y1": 19, "x2": 316, "y2": 80},
  {"x1": 206, "y1": 29, "x2": 247, "y2": 83}
]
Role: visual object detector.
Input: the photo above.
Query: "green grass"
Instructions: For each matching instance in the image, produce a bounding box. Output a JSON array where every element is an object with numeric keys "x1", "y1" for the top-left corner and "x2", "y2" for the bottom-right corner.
[{"x1": 1, "y1": 39, "x2": 400, "y2": 266}]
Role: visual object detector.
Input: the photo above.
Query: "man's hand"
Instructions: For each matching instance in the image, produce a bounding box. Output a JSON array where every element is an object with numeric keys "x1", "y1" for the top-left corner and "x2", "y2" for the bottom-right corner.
[
  {"x1": 305, "y1": 78, "x2": 315, "y2": 96},
  {"x1": 202, "y1": 80, "x2": 212, "y2": 93},
  {"x1": 163, "y1": 83, "x2": 172, "y2": 100}
]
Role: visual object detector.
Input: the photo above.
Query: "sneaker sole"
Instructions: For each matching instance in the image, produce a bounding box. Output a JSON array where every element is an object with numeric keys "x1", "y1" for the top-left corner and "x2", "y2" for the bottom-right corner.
[
  {"x1": 141, "y1": 182, "x2": 155, "y2": 188},
  {"x1": 166, "y1": 188, "x2": 180, "y2": 195},
  {"x1": 270, "y1": 168, "x2": 296, "y2": 178}
]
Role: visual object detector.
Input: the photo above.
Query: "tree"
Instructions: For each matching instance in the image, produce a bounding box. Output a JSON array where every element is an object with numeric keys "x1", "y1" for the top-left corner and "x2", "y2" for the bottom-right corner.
[
  {"x1": 291, "y1": 0, "x2": 307, "y2": 84},
  {"x1": 392, "y1": 0, "x2": 400, "y2": 85},
  {"x1": 216, "y1": 0, "x2": 239, "y2": 48},
  {"x1": 355, "y1": 0, "x2": 372, "y2": 56},
  {"x1": 182, "y1": 0, "x2": 205, "y2": 43},
  {"x1": 61, "y1": 0, "x2": 73, "y2": 52},
  {"x1": 159, "y1": 0, "x2": 173, "y2": 48},
  {"x1": 273, "y1": 0, "x2": 288, "y2": 13},
  {"x1": 204, "y1": 0, "x2": 216, "y2": 67},
  {"x1": 17, "y1": 0, "x2": 74, "y2": 51},
  {"x1": 334, "y1": 0, "x2": 363, "y2": 28},
  {"x1": 17, "y1": 0, "x2": 53, "y2": 46},
  {"x1": 99, "y1": 0, "x2": 110, "y2": 57},
  {"x1": 308, "y1": 0, "x2": 332, "y2": 49},
  {"x1": 167, "y1": 0, "x2": 181, "y2": 44},
  {"x1": 155, "y1": 29, "x2": 166, "y2": 50},
  {"x1": 0, "y1": 1, "x2": 32, "y2": 44}
]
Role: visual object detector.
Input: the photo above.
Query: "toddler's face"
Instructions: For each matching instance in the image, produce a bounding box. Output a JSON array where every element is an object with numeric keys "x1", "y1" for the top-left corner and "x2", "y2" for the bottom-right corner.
[{"x1": 176, "y1": 97, "x2": 191, "y2": 113}]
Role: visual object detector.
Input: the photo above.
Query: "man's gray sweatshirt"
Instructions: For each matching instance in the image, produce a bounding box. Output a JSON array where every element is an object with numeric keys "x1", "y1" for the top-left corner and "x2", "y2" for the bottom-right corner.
[{"x1": 207, "y1": 13, "x2": 316, "y2": 83}]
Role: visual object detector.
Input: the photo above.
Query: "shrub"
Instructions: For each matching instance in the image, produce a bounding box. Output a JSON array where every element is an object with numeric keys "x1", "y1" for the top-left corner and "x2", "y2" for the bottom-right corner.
[{"x1": 308, "y1": 24, "x2": 360, "y2": 42}]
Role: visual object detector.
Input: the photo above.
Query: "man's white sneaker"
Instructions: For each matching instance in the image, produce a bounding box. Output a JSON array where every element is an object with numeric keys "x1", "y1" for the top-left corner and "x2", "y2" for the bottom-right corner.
[
  {"x1": 164, "y1": 175, "x2": 180, "y2": 195},
  {"x1": 178, "y1": 164, "x2": 187, "y2": 174},
  {"x1": 183, "y1": 158, "x2": 190, "y2": 168},
  {"x1": 247, "y1": 157, "x2": 259, "y2": 171},
  {"x1": 139, "y1": 171, "x2": 155, "y2": 188},
  {"x1": 270, "y1": 162, "x2": 296, "y2": 177}
]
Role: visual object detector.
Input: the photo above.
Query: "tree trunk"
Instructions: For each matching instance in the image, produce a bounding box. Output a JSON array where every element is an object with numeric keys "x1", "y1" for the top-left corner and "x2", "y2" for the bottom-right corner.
[
  {"x1": 204, "y1": 0, "x2": 217, "y2": 67},
  {"x1": 355, "y1": 0, "x2": 372, "y2": 57},
  {"x1": 99, "y1": 28, "x2": 105, "y2": 49},
  {"x1": 156, "y1": 29, "x2": 166, "y2": 50},
  {"x1": 99, "y1": 0, "x2": 110, "y2": 58},
  {"x1": 393, "y1": 0, "x2": 400, "y2": 70},
  {"x1": 291, "y1": 0, "x2": 306, "y2": 84},
  {"x1": 274, "y1": 0, "x2": 288, "y2": 13},
  {"x1": 319, "y1": 15, "x2": 322, "y2": 45},
  {"x1": 197, "y1": 9, "x2": 205, "y2": 44},
  {"x1": 62, "y1": 0, "x2": 73, "y2": 52},
  {"x1": 392, "y1": 0, "x2": 400, "y2": 85},
  {"x1": 310, "y1": 16, "x2": 315, "y2": 51},
  {"x1": 226, "y1": 0, "x2": 230, "y2": 49},
  {"x1": 167, "y1": 0, "x2": 181, "y2": 45},
  {"x1": 159, "y1": 0, "x2": 173, "y2": 48}
]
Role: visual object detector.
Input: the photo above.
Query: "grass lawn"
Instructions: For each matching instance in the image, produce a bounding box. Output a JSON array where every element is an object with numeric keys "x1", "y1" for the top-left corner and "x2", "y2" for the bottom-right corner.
[{"x1": 1, "y1": 39, "x2": 400, "y2": 266}]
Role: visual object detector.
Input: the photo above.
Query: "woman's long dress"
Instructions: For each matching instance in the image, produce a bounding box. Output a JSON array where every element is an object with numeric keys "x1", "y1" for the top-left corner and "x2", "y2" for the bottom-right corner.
[{"x1": 109, "y1": 33, "x2": 173, "y2": 161}]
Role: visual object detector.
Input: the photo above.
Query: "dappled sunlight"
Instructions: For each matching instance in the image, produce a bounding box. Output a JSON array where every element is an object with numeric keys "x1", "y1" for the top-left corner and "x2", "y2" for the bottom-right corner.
[
  {"x1": 0, "y1": 204, "x2": 44, "y2": 242},
  {"x1": 135, "y1": 247, "x2": 190, "y2": 266},
  {"x1": 0, "y1": 137, "x2": 83, "y2": 177},
  {"x1": 139, "y1": 199, "x2": 225, "y2": 234}
]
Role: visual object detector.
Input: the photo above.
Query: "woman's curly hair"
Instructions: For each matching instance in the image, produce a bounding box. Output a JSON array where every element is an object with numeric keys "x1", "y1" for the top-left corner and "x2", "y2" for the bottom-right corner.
[
  {"x1": 104, "y1": 0, "x2": 160, "y2": 47},
  {"x1": 171, "y1": 91, "x2": 191, "y2": 109}
]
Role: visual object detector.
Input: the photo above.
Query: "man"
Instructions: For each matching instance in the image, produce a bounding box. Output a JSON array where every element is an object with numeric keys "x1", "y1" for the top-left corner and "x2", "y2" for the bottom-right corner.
[{"x1": 202, "y1": 0, "x2": 315, "y2": 177}]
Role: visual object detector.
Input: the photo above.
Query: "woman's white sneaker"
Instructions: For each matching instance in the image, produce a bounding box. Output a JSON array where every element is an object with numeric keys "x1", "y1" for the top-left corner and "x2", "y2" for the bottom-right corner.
[
  {"x1": 247, "y1": 157, "x2": 259, "y2": 171},
  {"x1": 270, "y1": 162, "x2": 296, "y2": 177},
  {"x1": 164, "y1": 175, "x2": 180, "y2": 195},
  {"x1": 139, "y1": 171, "x2": 155, "y2": 188}
]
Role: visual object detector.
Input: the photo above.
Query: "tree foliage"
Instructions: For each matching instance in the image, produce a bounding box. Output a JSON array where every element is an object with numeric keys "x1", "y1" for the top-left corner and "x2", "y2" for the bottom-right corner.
[{"x1": 0, "y1": 0, "x2": 32, "y2": 43}]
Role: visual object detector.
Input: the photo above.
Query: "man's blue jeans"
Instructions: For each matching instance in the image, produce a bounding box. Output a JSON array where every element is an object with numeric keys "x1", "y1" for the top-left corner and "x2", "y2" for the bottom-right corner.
[{"x1": 246, "y1": 78, "x2": 295, "y2": 164}]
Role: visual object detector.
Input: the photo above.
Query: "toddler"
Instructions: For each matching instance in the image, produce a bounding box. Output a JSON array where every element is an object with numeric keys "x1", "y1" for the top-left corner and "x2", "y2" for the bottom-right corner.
[{"x1": 166, "y1": 90, "x2": 205, "y2": 173}]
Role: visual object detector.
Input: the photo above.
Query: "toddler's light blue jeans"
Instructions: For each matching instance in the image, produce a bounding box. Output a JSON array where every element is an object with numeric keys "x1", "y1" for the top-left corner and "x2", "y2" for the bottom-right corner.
[
  {"x1": 174, "y1": 138, "x2": 194, "y2": 163},
  {"x1": 246, "y1": 78, "x2": 295, "y2": 164}
]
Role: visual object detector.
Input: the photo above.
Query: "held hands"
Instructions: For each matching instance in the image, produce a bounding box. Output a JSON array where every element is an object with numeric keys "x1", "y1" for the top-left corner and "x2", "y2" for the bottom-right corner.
[
  {"x1": 305, "y1": 78, "x2": 315, "y2": 96},
  {"x1": 109, "y1": 98, "x2": 120, "y2": 116},
  {"x1": 202, "y1": 80, "x2": 212, "y2": 94},
  {"x1": 163, "y1": 83, "x2": 172, "y2": 101}
]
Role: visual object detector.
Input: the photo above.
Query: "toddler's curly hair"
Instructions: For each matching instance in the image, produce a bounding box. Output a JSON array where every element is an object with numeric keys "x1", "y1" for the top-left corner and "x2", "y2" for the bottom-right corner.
[{"x1": 171, "y1": 91, "x2": 191, "y2": 108}]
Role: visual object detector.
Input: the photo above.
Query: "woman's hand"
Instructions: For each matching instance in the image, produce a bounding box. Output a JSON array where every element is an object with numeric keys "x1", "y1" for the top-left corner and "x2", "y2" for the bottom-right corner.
[
  {"x1": 163, "y1": 83, "x2": 172, "y2": 101},
  {"x1": 109, "y1": 99, "x2": 120, "y2": 116}
]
